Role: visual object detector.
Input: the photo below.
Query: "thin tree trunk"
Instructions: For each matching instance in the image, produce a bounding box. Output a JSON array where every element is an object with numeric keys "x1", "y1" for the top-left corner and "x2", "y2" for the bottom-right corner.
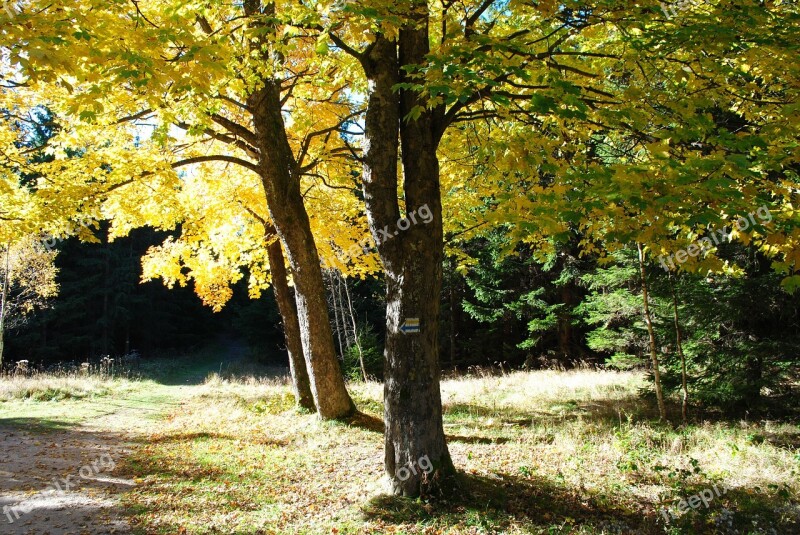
[
  {"x1": 342, "y1": 275, "x2": 367, "y2": 381},
  {"x1": 0, "y1": 243, "x2": 10, "y2": 366},
  {"x1": 448, "y1": 269, "x2": 459, "y2": 367},
  {"x1": 125, "y1": 239, "x2": 132, "y2": 355},
  {"x1": 637, "y1": 243, "x2": 667, "y2": 420},
  {"x1": 338, "y1": 274, "x2": 351, "y2": 352},
  {"x1": 266, "y1": 231, "x2": 315, "y2": 411},
  {"x1": 101, "y1": 246, "x2": 110, "y2": 356},
  {"x1": 669, "y1": 275, "x2": 689, "y2": 423},
  {"x1": 244, "y1": 0, "x2": 354, "y2": 420},
  {"x1": 558, "y1": 283, "x2": 576, "y2": 363},
  {"x1": 337, "y1": 275, "x2": 350, "y2": 349},
  {"x1": 329, "y1": 271, "x2": 346, "y2": 359}
]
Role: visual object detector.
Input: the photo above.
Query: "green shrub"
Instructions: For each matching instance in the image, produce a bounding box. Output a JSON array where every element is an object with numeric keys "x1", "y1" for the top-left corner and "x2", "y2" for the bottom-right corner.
[{"x1": 342, "y1": 325, "x2": 383, "y2": 382}]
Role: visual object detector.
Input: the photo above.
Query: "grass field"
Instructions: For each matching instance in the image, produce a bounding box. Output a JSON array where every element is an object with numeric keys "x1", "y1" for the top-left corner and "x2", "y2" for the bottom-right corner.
[{"x1": 2, "y1": 363, "x2": 798, "y2": 534}]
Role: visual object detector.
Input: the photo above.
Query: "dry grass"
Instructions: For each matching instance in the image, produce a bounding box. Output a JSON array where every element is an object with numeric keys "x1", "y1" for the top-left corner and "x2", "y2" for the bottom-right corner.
[
  {"x1": 200, "y1": 371, "x2": 292, "y2": 392},
  {"x1": 112, "y1": 368, "x2": 800, "y2": 534},
  {"x1": 4, "y1": 360, "x2": 797, "y2": 532},
  {"x1": 0, "y1": 370, "x2": 138, "y2": 401}
]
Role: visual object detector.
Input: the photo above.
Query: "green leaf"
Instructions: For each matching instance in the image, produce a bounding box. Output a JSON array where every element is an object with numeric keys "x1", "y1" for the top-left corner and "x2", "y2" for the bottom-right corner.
[
  {"x1": 315, "y1": 35, "x2": 328, "y2": 56},
  {"x1": 780, "y1": 275, "x2": 800, "y2": 294}
]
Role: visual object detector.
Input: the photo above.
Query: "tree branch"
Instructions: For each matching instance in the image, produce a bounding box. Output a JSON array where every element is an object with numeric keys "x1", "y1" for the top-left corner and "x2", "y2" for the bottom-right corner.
[
  {"x1": 210, "y1": 114, "x2": 257, "y2": 145},
  {"x1": 172, "y1": 155, "x2": 260, "y2": 173},
  {"x1": 465, "y1": 0, "x2": 495, "y2": 37},
  {"x1": 174, "y1": 121, "x2": 260, "y2": 160},
  {"x1": 328, "y1": 32, "x2": 364, "y2": 61},
  {"x1": 114, "y1": 109, "x2": 155, "y2": 125},
  {"x1": 196, "y1": 14, "x2": 214, "y2": 34}
]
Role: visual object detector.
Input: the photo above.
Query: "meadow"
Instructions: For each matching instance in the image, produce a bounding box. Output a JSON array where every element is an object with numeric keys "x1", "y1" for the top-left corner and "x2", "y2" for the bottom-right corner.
[{"x1": 2, "y1": 361, "x2": 798, "y2": 534}]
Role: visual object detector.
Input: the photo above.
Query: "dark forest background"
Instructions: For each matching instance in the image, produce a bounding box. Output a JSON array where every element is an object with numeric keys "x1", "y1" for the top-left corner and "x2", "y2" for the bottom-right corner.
[{"x1": 6, "y1": 225, "x2": 799, "y2": 416}]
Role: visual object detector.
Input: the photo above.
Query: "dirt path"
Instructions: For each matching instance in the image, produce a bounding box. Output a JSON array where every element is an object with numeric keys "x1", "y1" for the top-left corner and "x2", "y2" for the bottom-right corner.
[
  {"x1": 0, "y1": 384, "x2": 191, "y2": 535},
  {"x1": 0, "y1": 338, "x2": 281, "y2": 534}
]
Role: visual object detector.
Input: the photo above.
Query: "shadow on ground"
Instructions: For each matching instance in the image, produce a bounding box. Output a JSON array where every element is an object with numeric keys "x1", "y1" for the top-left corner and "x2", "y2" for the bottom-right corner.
[
  {"x1": 363, "y1": 470, "x2": 800, "y2": 534},
  {"x1": 350, "y1": 398, "x2": 800, "y2": 534},
  {"x1": 363, "y1": 471, "x2": 660, "y2": 534},
  {"x1": 0, "y1": 422, "x2": 135, "y2": 535},
  {"x1": 0, "y1": 417, "x2": 76, "y2": 433},
  {"x1": 146, "y1": 430, "x2": 289, "y2": 447}
]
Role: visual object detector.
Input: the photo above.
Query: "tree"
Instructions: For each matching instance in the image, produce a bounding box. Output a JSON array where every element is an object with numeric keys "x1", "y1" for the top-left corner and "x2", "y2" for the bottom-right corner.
[
  {"x1": 0, "y1": 235, "x2": 58, "y2": 365},
  {"x1": 638, "y1": 242, "x2": 667, "y2": 420},
  {"x1": 430, "y1": 0, "x2": 800, "y2": 422},
  {"x1": 335, "y1": 19, "x2": 456, "y2": 495},
  {"x1": 5, "y1": 0, "x2": 800, "y2": 497},
  {"x1": 326, "y1": 0, "x2": 653, "y2": 495},
  {"x1": 1, "y1": 0, "x2": 359, "y2": 418},
  {"x1": 241, "y1": 0, "x2": 355, "y2": 418},
  {"x1": 264, "y1": 228, "x2": 316, "y2": 410}
]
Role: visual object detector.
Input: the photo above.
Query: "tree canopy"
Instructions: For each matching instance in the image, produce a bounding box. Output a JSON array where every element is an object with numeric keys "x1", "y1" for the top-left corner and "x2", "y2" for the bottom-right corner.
[{"x1": 1, "y1": 0, "x2": 799, "y2": 497}]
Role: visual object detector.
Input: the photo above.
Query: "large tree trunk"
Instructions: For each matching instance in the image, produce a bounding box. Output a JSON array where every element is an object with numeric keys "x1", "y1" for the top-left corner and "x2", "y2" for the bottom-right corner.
[
  {"x1": 361, "y1": 25, "x2": 453, "y2": 495},
  {"x1": 382, "y1": 239, "x2": 453, "y2": 496},
  {"x1": 250, "y1": 89, "x2": 354, "y2": 419},
  {"x1": 266, "y1": 230, "x2": 315, "y2": 411},
  {"x1": 244, "y1": 0, "x2": 354, "y2": 420}
]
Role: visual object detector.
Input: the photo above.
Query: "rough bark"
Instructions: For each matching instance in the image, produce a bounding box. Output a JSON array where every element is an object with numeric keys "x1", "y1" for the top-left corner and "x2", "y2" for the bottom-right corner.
[
  {"x1": 638, "y1": 243, "x2": 667, "y2": 420},
  {"x1": 250, "y1": 89, "x2": 354, "y2": 419},
  {"x1": 244, "y1": 0, "x2": 354, "y2": 419},
  {"x1": 266, "y1": 231, "x2": 315, "y2": 411},
  {"x1": 360, "y1": 22, "x2": 454, "y2": 494}
]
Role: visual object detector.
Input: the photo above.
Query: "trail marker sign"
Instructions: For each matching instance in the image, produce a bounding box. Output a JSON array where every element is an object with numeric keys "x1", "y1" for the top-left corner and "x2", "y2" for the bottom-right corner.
[{"x1": 400, "y1": 318, "x2": 420, "y2": 334}]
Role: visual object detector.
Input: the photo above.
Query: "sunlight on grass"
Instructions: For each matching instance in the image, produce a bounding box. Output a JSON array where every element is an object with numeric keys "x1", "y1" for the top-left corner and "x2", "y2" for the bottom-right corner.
[
  {"x1": 0, "y1": 370, "x2": 139, "y2": 401},
  {"x1": 3, "y1": 365, "x2": 798, "y2": 532},
  {"x1": 113, "y1": 369, "x2": 799, "y2": 534}
]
